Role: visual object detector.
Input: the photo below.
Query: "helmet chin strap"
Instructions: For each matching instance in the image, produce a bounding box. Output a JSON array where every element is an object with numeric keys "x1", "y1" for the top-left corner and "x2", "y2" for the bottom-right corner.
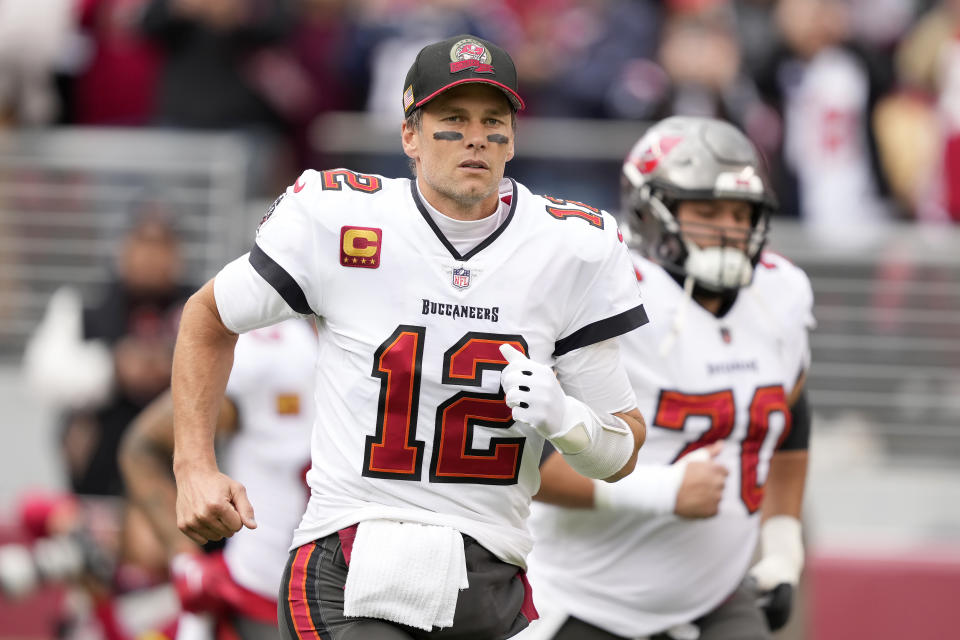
[{"x1": 683, "y1": 242, "x2": 753, "y2": 291}]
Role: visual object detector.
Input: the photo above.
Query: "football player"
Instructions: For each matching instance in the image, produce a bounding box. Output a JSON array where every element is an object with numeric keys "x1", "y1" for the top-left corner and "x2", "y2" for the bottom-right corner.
[
  {"x1": 524, "y1": 116, "x2": 814, "y2": 640},
  {"x1": 170, "y1": 34, "x2": 649, "y2": 640},
  {"x1": 120, "y1": 319, "x2": 316, "y2": 640}
]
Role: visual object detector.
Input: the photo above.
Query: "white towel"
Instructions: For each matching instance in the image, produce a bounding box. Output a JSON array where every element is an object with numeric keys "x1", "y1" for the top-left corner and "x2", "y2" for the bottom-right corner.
[{"x1": 343, "y1": 520, "x2": 469, "y2": 631}]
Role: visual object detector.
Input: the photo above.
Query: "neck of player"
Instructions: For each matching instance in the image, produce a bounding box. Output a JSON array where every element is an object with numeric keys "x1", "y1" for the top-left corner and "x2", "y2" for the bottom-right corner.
[
  {"x1": 695, "y1": 292, "x2": 727, "y2": 317},
  {"x1": 416, "y1": 176, "x2": 500, "y2": 222}
]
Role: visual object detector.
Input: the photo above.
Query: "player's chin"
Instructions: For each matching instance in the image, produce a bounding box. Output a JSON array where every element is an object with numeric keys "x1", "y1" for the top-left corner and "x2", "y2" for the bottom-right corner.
[{"x1": 455, "y1": 181, "x2": 495, "y2": 201}]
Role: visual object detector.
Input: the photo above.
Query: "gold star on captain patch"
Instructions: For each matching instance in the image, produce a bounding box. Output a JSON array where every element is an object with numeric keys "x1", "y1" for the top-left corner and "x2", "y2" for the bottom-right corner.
[{"x1": 352, "y1": 257, "x2": 358, "y2": 264}]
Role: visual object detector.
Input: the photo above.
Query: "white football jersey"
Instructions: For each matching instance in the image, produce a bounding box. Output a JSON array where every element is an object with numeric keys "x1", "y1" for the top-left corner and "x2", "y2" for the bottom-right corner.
[
  {"x1": 220, "y1": 319, "x2": 317, "y2": 599},
  {"x1": 527, "y1": 251, "x2": 814, "y2": 636},
  {"x1": 213, "y1": 170, "x2": 647, "y2": 567}
]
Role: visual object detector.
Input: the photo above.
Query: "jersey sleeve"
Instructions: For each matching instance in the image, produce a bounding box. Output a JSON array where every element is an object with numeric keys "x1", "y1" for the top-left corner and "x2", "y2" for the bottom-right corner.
[
  {"x1": 554, "y1": 338, "x2": 637, "y2": 416},
  {"x1": 214, "y1": 171, "x2": 328, "y2": 332},
  {"x1": 553, "y1": 216, "x2": 649, "y2": 358},
  {"x1": 777, "y1": 259, "x2": 816, "y2": 390}
]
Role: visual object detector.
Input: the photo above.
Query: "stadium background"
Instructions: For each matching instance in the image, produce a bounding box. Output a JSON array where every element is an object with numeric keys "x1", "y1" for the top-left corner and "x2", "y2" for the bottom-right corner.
[{"x1": 1, "y1": 0, "x2": 959, "y2": 638}]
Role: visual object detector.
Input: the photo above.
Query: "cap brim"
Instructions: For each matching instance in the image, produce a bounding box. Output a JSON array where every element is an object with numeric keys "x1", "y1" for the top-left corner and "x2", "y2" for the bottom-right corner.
[{"x1": 414, "y1": 78, "x2": 525, "y2": 112}]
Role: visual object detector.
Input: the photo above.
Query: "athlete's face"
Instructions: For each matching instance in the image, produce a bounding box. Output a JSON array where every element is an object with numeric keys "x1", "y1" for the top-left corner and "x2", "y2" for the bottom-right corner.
[
  {"x1": 675, "y1": 199, "x2": 753, "y2": 251},
  {"x1": 402, "y1": 84, "x2": 515, "y2": 217}
]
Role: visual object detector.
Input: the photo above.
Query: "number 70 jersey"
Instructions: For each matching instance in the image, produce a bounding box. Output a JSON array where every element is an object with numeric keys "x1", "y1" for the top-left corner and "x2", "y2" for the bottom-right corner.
[
  {"x1": 213, "y1": 169, "x2": 648, "y2": 567},
  {"x1": 527, "y1": 251, "x2": 814, "y2": 635}
]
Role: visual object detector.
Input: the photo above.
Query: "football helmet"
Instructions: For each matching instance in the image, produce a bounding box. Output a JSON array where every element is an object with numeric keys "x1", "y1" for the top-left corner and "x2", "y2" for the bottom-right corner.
[{"x1": 621, "y1": 116, "x2": 777, "y2": 294}]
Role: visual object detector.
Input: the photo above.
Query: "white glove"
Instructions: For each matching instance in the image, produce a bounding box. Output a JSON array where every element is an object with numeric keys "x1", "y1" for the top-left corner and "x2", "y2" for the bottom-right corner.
[
  {"x1": 499, "y1": 344, "x2": 634, "y2": 477},
  {"x1": 749, "y1": 515, "x2": 804, "y2": 590},
  {"x1": 499, "y1": 344, "x2": 586, "y2": 453}
]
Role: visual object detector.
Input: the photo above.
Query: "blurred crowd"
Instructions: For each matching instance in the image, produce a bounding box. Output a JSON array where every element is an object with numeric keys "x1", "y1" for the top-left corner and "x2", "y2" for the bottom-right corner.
[{"x1": 0, "y1": 0, "x2": 958, "y2": 223}]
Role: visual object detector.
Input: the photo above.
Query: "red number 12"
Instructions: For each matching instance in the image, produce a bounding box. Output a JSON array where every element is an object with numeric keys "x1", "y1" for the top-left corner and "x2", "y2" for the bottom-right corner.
[{"x1": 362, "y1": 326, "x2": 528, "y2": 485}]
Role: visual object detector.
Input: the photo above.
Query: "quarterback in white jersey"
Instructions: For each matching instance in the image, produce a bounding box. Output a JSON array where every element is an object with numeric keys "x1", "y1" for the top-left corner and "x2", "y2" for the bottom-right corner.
[
  {"x1": 170, "y1": 35, "x2": 647, "y2": 640},
  {"x1": 121, "y1": 319, "x2": 316, "y2": 638},
  {"x1": 525, "y1": 117, "x2": 814, "y2": 640}
]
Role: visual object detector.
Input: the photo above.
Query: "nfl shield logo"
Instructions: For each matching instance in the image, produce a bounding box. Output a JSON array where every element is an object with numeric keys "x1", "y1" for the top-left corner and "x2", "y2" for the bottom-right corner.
[{"x1": 452, "y1": 267, "x2": 471, "y2": 289}]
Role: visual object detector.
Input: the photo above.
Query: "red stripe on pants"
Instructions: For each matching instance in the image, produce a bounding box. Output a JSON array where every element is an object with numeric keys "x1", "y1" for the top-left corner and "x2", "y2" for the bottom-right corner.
[{"x1": 286, "y1": 543, "x2": 322, "y2": 640}]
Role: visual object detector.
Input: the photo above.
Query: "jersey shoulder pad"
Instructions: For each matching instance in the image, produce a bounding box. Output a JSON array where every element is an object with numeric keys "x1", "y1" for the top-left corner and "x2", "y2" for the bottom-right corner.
[
  {"x1": 522, "y1": 186, "x2": 623, "y2": 261},
  {"x1": 630, "y1": 253, "x2": 684, "y2": 304},
  {"x1": 753, "y1": 251, "x2": 815, "y2": 330}
]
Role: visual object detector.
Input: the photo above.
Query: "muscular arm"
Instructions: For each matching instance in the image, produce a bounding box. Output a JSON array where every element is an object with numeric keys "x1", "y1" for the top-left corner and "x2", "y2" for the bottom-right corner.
[
  {"x1": 750, "y1": 372, "x2": 810, "y2": 610},
  {"x1": 762, "y1": 450, "x2": 807, "y2": 520},
  {"x1": 171, "y1": 279, "x2": 254, "y2": 543},
  {"x1": 120, "y1": 388, "x2": 238, "y2": 556},
  {"x1": 172, "y1": 280, "x2": 236, "y2": 471},
  {"x1": 534, "y1": 451, "x2": 595, "y2": 508}
]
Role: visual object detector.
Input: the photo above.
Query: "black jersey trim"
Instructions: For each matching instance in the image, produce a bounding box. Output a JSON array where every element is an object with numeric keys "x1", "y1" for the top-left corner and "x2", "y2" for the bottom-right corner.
[
  {"x1": 410, "y1": 178, "x2": 518, "y2": 262},
  {"x1": 539, "y1": 440, "x2": 557, "y2": 468},
  {"x1": 553, "y1": 304, "x2": 649, "y2": 358},
  {"x1": 249, "y1": 244, "x2": 315, "y2": 315},
  {"x1": 780, "y1": 388, "x2": 810, "y2": 451}
]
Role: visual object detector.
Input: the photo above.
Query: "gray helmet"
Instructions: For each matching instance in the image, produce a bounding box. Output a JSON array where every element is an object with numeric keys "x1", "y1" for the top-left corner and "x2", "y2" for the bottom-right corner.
[{"x1": 621, "y1": 116, "x2": 777, "y2": 293}]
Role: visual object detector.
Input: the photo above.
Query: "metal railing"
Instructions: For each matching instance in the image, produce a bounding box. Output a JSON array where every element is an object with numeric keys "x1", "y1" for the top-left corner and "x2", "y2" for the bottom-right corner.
[
  {"x1": 0, "y1": 127, "x2": 250, "y2": 362},
  {"x1": 768, "y1": 223, "x2": 960, "y2": 460}
]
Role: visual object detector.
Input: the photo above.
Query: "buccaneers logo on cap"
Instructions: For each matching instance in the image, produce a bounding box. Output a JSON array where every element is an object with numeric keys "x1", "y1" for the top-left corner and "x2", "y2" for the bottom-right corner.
[{"x1": 449, "y1": 38, "x2": 494, "y2": 74}]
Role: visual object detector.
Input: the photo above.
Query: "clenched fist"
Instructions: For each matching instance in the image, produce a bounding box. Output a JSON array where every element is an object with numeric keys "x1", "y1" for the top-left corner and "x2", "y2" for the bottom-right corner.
[
  {"x1": 174, "y1": 464, "x2": 256, "y2": 545},
  {"x1": 674, "y1": 442, "x2": 728, "y2": 518}
]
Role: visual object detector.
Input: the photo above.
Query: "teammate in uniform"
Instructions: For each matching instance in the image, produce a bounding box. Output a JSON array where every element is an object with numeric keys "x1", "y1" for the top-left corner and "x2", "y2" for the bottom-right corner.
[
  {"x1": 524, "y1": 116, "x2": 814, "y2": 640},
  {"x1": 120, "y1": 318, "x2": 317, "y2": 640},
  {"x1": 170, "y1": 35, "x2": 649, "y2": 640}
]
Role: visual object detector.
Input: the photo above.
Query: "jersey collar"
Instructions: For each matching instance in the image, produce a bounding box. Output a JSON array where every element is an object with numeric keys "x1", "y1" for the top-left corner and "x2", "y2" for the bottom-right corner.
[{"x1": 409, "y1": 177, "x2": 518, "y2": 262}]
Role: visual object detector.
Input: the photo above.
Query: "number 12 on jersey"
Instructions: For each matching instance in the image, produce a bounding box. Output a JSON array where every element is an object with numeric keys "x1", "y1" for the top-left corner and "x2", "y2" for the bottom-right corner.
[{"x1": 362, "y1": 325, "x2": 529, "y2": 485}]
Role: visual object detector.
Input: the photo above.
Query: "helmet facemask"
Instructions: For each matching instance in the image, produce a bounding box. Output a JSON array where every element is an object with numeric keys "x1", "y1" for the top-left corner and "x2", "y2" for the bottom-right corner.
[{"x1": 676, "y1": 203, "x2": 769, "y2": 293}]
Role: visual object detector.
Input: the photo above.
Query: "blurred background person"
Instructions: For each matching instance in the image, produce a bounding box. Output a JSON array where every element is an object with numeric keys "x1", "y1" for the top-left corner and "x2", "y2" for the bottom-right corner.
[
  {"x1": 0, "y1": 0, "x2": 75, "y2": 127},
  {"x1": 505, "y1": 0, "x2": 662, "y2": 118},
  {"x1": 120, "y1": 318, "x2": 316, "y2": 640},
  {"x1": 756, "y1": 0, "x2": 897, "y2": 231},
  {"x1": 342, "y1": 0, "x2": 518, "y2": 123},
  {"x1": 894, "y1": 0, "x2": 960, "y2": 223},
  {"x1": 68, "y1": 0, "x2": 163, "y2": 127},
  {"x1": 606, "y1": 2, "x2": 781, "y2": 157},
  {"x1": 140, "y1": 0, "x2": 299, "y2": 195},
  {"x1": 521, "y1": 116, "x2": 813, "y2": 640},
  {"x1": 0, "y1": 489, "x2": 181, "y2": 640},
  {"x1": 22, "y1": 210, "x2": 192, "y2": 591},
  {"x1": 25, "y1": 211, "x2": 190, "y2": 501}
]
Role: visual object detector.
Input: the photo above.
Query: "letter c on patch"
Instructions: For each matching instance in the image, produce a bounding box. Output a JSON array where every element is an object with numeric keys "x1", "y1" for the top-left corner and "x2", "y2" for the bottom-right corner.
[
  {"x1": 343, "y1": 229, "x2": 379, "y2": 257},
  {"x1": 339, "y1": 226, "x2": 382, "y2": 268}
]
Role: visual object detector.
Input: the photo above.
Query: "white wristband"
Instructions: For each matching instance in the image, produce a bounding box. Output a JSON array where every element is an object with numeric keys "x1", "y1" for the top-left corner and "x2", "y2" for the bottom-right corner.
[
  {"x1": 552, "y1": 397, "x2": 634, "y2": 480},
  {"x1": 761, "y1": 515, "x2": 804, "y2": 569},
  {"x1": 592, "y1": 464, "x2": 686, "y2": 515},
  {"x1": 751, "y1": 515, "x2": 804, "y2": 589}
]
